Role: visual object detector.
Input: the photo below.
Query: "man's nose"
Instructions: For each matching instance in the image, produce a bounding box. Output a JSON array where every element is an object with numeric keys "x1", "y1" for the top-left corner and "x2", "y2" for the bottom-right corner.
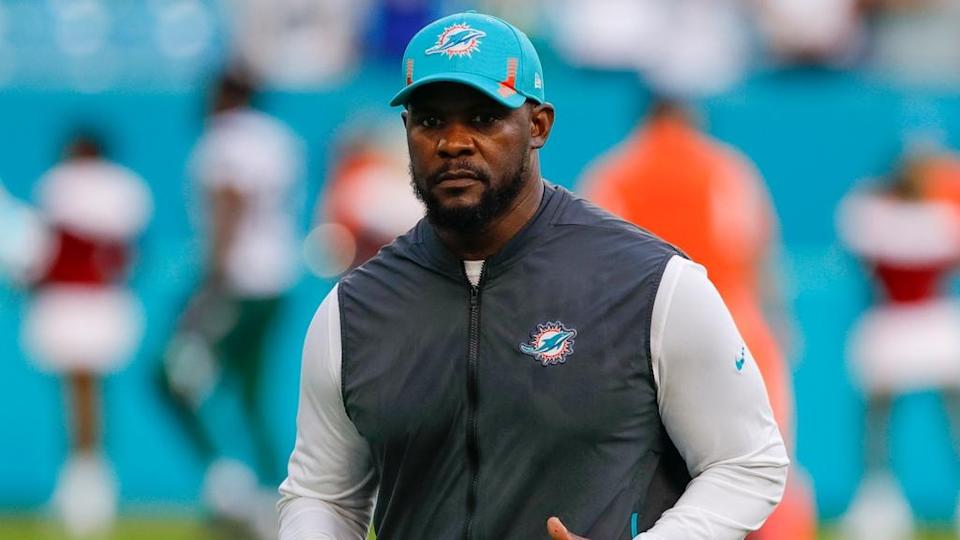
[{"x1": 437, "y1": 124, "x2": 476, "y2": 158}]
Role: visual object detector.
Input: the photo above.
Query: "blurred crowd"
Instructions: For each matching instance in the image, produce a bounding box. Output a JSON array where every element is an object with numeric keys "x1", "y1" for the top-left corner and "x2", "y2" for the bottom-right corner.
[
  {"x1": 2, "y1": 0, "x2": 960, "y2": 91},
  {"x1": 3, "y1": 1, "x2": 960, "y2": 540}
]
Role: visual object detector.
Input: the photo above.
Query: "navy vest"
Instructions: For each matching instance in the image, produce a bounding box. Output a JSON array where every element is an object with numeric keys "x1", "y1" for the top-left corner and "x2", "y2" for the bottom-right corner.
[{"x1": 339, "y1": 185, "x2": 690, "y2": 539}]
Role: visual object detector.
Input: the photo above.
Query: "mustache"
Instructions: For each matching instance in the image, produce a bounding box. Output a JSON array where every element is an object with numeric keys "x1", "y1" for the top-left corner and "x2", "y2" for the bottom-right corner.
[{"x1": 426, "y1": 162, "x2": 491, "y2": 185}]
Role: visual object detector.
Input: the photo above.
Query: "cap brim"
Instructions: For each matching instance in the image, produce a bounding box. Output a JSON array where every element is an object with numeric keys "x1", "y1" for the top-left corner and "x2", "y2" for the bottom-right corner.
[{"x1": 389, "y1": 72, "x2": 528, "y2": 108}]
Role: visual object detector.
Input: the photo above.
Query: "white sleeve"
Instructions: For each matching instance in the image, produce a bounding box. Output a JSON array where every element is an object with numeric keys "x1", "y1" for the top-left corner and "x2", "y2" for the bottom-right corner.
[
  {"x1": 638, "y1": 256, "x2": 789, "y2": 540},
  {"x1": 278, "y1": 284, "x2": 378, "y2": 540}
]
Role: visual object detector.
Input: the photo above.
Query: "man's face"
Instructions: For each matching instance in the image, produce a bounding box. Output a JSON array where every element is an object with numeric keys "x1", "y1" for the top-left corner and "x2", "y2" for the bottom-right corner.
[{"x1": 404, "y1": 83, "x2": 533, "y2": 232}]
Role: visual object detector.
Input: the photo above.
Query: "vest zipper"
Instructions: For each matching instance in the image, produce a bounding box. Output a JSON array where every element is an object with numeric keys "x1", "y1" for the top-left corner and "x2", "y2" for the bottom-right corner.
[{"x1": 464, "y1": 269, "x2": 483, "y2": 540}]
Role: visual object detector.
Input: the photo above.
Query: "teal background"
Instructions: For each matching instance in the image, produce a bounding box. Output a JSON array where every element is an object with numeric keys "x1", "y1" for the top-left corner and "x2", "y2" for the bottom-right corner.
[{"x1": 1, "y1": 61, "x2": 959, "y2": 523}]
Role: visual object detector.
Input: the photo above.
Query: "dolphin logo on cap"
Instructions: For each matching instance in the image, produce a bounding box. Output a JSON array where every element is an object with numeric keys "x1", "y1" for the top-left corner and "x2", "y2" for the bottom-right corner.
[{"x1": 425, "y1": 23, "x2": 486, "y2": 58}]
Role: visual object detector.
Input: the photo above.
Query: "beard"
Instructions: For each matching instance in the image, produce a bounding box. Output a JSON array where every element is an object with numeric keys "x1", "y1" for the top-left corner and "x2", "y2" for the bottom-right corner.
[{"x1": 410, "y1": 150, "x2": 530, "y2": 234}]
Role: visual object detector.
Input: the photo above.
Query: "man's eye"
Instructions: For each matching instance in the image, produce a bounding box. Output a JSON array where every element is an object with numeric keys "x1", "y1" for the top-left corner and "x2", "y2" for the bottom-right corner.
[
  {"x1": 420, "y1": 116, "x2": 441, "y2": 128},
  {"x1": 473, "y1": 114, "x2": 500, "y2": 125}
]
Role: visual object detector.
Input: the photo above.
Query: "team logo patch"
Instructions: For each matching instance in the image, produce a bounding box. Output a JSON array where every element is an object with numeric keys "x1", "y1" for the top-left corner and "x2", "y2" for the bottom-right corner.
[
  {"x1": 425, "y1": 23, "x2": 486, "y2": 58},
  {"x1": 520, "y1": 321, "x2": 577, "y2": 366}
]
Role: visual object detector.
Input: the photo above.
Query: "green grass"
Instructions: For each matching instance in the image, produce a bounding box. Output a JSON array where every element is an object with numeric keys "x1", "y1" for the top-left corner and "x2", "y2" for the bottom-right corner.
[
  {"x1": 0, "y1": 518, "x2": 207, "y2": 540},
  {"x1": 0, "y1": 518, "x2": 954, "y2": 539},
  {"x1": 0, "y1": 517, "x2": 379, "y2": 540},
  {"x1": 816, "y1": 528, "x2": 955, "y2": 540}
]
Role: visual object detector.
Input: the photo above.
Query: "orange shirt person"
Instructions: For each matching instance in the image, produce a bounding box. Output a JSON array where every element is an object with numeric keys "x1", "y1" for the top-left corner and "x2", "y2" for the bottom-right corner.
[
  {"x1": 583, "y1": 99, "x2": 814, "y2": 540},
  {"x1": 921, "y1": 152, "x2": 960, "y2": 208}
]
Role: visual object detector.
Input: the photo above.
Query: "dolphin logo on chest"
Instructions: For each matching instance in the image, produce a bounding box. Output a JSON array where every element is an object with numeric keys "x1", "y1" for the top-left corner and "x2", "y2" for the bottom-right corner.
[{"x1": 519, "y1": 321, "x2": 578, "y2": 366}]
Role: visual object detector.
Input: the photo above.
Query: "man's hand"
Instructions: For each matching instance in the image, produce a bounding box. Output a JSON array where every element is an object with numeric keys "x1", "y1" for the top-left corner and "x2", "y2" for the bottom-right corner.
[{"x1": 546, "y1": 517, "x2": 590, "y2": 540}]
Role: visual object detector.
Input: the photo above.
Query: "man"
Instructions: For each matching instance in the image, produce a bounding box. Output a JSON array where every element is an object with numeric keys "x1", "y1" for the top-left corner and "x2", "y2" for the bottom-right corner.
[
  {"x1": 157, "y1": 71, "x2": 303, "y2": 537},
  {"x1": 279, "y1": 12, "x2": 787, "y2": 539}
]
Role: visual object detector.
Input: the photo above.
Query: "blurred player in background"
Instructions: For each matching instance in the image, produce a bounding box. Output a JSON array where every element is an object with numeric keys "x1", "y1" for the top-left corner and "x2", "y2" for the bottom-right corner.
[
  {"x1": 20, "y1": 132, "x2": 152, "y2": 538},
  {"x1": 156, "y1": 71, "x2": 304, "y2": 539},
  {"x1": 837, "y1": 151, "x2": 960, "y2": 540},
  {"x1": 309, "y1": 115, "x2": 422, "y2": 276},
  {"x1": 583, "y1": 98, "x2": 816, "y2": 540}
]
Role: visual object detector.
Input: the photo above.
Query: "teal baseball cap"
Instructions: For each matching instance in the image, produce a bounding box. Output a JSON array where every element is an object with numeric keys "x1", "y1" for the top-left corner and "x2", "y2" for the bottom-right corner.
[{"x1": 389, "y1": 11, "x2": 545, "y2": 108}]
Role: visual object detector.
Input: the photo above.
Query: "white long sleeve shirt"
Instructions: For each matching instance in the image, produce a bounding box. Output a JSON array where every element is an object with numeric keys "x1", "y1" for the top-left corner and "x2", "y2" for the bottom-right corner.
[{"x1": 278, "y1": 255, "x2": 788, "y2": 539}]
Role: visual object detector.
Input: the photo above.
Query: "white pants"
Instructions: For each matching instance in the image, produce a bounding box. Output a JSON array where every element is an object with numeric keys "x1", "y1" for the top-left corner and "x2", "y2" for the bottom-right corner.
[
  {"x1": 848, "y1": 298, "x2": 960, "y2": 393},
  {"x1": 22, "y1": 284, "x2": 144, "y2": 373}
]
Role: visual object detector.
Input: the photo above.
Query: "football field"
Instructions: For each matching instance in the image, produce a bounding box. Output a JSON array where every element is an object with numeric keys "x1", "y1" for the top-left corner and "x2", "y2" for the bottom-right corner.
[
  {"x1": 0, "y1": 518, "x2": 954, "y2": 540},
  {"x1": 0, "y1": 518, "x2": 381, "y2": 540},
  {"x1": 0, "y1": 518, "x2": 206, "y2": 540}
]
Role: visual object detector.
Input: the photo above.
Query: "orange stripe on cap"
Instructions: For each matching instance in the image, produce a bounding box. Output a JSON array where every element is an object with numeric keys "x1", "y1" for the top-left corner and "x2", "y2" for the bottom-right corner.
[
  {"x1": 406, "y1": 59, "x2": 414, "y2": 85},
  {"x1": 498, "y1": 58, "x2": 518, "y2": 97}
]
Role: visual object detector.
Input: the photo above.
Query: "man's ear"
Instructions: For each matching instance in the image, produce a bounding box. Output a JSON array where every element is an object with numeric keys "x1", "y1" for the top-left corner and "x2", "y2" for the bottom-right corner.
[
  {"x1": 401, "y1": 109, "x2": 409, "y2": 126},
  {"x1": 529, "y1": 102, "x2": 555, "y2": 150}
]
